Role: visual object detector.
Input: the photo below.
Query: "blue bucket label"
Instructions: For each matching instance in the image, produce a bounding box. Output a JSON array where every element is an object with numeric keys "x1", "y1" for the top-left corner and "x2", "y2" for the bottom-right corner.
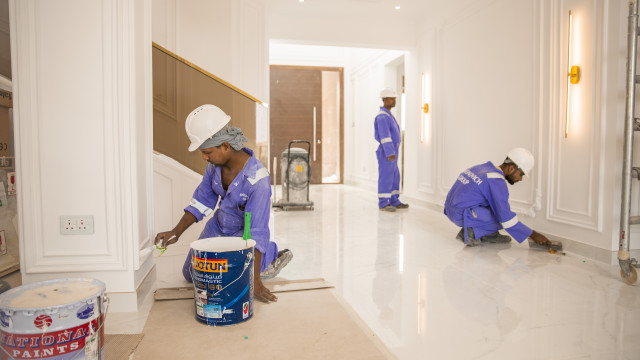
[
  {"x1": 76, "y1": 304, "x2": 94, "y2": 320},
  {"x1": 0, "y1": 311, "x2": 10, "y2": 328},
  {"x1": 191, "y1": 243, "x2": 254, "y2": 326},
  {"x1": 204, "y1": 305, "x2": 222, "y2": 319}
]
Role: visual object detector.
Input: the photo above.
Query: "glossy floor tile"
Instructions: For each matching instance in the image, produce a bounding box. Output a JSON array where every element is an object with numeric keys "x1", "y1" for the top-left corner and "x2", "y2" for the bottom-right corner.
[{"x1": 110, "y1": 184, "x2": 640, "y2": 360}]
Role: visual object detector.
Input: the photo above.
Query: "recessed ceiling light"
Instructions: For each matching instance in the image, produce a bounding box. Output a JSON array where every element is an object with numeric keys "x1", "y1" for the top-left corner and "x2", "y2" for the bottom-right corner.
[
  {"x1": 395, "y1": 5, "x2": 401, "y2": 10},
  {"x1": 299, "y1": 0, "x2": 304, "y2": 2}
]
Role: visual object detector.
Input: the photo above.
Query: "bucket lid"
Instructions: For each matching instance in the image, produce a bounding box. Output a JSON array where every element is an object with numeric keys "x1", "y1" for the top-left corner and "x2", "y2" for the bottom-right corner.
[
  {"x1": 0, "y1": 278, "x2": 105, "y2": 311},
  {"x1": 191, "y1": 237, "x2": 256, "y2": 252}
]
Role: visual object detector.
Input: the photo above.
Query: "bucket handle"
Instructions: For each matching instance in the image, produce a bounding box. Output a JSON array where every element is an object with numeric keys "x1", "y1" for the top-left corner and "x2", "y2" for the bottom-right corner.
[
  {"x1": 212, "y1": 251, "x2": 253, "y2": 297},
  {"x1": 67, "y1": 295, "x2": 109, "y2": 360}
]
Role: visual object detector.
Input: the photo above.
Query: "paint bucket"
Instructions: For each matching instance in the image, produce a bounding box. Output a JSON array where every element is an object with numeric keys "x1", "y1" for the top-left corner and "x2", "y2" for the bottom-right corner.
[
  {"x1": 190, "y1": 237, "x2": 255, "y2": 326},
  {"x1": 0, "y1": 278, "x2": 107, "y2": 360}
]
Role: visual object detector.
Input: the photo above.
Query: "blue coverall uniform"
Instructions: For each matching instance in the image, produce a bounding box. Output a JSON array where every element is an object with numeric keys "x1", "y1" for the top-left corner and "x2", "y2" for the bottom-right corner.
[
  {"x1": 181, "y1": 148, "x2": 278, "y2": 281},
  {"x1": 374, "y1": 106, "x2": 402, "y2": 208},
  {"x1": 444, "y1": 161, "x2": 532, "y2": 243}
]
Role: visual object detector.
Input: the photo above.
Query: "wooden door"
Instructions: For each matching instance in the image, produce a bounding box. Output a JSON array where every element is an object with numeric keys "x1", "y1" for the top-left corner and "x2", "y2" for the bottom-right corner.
[{"x1": 270, "y1": 67, "x2": 322, "y2": 184}]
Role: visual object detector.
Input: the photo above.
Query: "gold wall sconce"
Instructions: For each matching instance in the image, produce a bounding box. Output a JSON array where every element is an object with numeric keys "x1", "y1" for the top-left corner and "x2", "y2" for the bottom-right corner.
[
  {"x1": 565, "y1": 10, "x2": 580, "y2": 138},
  {"x1": 421, "y1": 73, "x2": 430, "y2": 143}
]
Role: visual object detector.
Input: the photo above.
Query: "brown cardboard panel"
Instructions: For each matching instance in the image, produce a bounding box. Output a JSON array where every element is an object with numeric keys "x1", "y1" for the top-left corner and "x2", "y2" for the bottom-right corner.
[
  {"x1": 0, "y1": 107, "x2": 10, "y2": 157},
  {"x1": 0, "y1": 89, "x2": 11, "y2": 108},
  {"x1": 154, "y1": 278, "x2": 335, "y2": 300},
  {"x1": 153, "y1": 47, "x2": 258, "y2": 175},
  {"x1": 134, "y1": 288, "x2": 395, "y2": 359}
]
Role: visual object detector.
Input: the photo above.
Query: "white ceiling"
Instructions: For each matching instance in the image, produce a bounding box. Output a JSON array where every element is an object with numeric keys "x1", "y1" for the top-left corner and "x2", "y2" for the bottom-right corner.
[{"x1": 260, "y1": 0, "x2": 464, "y2": 25}]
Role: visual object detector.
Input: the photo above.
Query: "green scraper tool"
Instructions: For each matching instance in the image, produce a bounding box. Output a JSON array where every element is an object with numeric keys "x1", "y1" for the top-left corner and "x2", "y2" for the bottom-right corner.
[{"x1": 243, "y1": 212, "x2": 251, "y2": 241}]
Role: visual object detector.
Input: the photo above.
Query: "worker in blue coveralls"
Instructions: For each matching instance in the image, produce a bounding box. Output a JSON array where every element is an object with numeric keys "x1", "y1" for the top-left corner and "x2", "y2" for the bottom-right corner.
[
  {"x1": 375, "y1": 87, "x2": 409, "y2": 212},
  {"x1": 444, "y1": 148, "x2": 551, "y2": 247},
  {"x1": 155, "y1": 104, "x2": 293, "y2": 303}
]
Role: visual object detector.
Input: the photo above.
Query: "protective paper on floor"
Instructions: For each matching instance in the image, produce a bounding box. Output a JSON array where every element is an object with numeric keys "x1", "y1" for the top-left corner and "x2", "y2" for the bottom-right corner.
[
  {"x1": 133, "y1": 288, "x2": 395, "y2": 359},
  {"x1": 104, "y1": 334, "x2": 145, "y2": 359}
]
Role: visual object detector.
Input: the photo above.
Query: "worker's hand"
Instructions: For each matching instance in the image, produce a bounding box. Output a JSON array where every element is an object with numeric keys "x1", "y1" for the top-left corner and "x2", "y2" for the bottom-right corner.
[
  {"x1": 530, "y1": 231, "x2": 551, "y2": 246},
  {"x1": 154, "y1": 231, "x2": 179, "y2": 248},
  {"x1": 254, "y1": 278, "x2": 277, "y2": 303},
  {"x1": 387, "y1": 155, "x2": 396, "y2": 162}
]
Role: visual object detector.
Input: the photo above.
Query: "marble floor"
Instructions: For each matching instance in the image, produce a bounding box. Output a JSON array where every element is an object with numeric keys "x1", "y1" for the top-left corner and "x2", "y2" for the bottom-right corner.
[{"x1": 107, "y1": 184, "x2": 640, "y2": 360}]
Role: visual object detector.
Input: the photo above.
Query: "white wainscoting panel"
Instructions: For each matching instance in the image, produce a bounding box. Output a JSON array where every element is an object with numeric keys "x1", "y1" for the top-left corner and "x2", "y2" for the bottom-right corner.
[
  {"x1": 12, "y1": 0, "x2": 151, "y2": 273},
  {"x1": 153, "y1": 153, "x2": 208, "y2": 243},
  {"x1": 547, "y1": 0, "x2": 603, "y2": 231}
]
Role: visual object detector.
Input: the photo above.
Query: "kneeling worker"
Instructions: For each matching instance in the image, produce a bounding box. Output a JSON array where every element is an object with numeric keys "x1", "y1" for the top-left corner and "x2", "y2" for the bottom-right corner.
[
  {"x1": 155, "y1": 104, "x2": 293, "y2": 303},
  {"x1": 444, "y1": 148, "x2": 551, "y2": 247}
]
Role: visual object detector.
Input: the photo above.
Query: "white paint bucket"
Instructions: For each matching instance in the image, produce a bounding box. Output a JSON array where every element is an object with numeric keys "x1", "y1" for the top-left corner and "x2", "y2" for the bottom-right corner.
[{"x1": 0, "y1": 278, "x2": 107, "y2": 360}]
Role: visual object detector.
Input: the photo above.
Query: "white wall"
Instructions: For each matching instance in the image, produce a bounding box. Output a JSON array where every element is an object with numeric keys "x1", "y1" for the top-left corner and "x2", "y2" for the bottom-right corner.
[
  {"x1": 265, "y1": 0, "x2": 634, "y2": 254},
  {"x1": 152, "y1": 0, "x2": 268, "y2": 101},
  {"x1": 153, "y1": 153, "x2": 207, "y2": 248},
  {"x1": 153, "y1": 0, "x2": 634, "y2": 259},
  {"x1": 411, "y1": 0, "x2": 629, "y2": 252},
  {"x1": 10, "y1": 0, "x2": 154, "y2": 308}
]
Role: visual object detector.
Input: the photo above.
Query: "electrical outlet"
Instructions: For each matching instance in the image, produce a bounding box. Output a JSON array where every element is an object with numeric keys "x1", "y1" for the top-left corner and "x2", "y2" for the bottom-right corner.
[{"x1": 60, "y1": 215, "x2": 94, "y2": 235}]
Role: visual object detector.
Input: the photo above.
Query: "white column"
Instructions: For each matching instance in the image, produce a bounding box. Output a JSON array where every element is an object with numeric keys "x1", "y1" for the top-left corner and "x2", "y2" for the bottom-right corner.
[{"x1": 9, "y1": 0, "x2": 154, "y2": 311}]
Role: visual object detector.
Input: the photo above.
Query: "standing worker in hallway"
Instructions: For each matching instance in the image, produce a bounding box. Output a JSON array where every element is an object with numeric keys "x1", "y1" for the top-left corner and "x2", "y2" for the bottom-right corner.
[
  {"x1": 444, "y1": 148, "x2": 551, "y2": 247},
  {"x1": 155, "y1": 104, "x2": 293, "y2": 303},
  {"x1": 375, "y1": 87, "x2": 409, "y2": 212}
]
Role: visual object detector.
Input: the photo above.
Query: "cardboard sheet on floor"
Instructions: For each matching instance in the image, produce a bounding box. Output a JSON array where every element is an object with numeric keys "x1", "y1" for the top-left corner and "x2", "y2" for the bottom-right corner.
[
  {"x1": 133, "y1": 288, "x2": 395, "y2": 359},
  {"x1": 104, "y1": 334, "x2": 145, "y2": 359},
  {"x1": 154, "y1": 278, "x2": 334, "y2": 300}
]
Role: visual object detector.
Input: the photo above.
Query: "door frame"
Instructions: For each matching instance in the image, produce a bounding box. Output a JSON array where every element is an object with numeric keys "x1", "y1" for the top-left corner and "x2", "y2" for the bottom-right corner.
[{"x1": 270, "y1": 65, "x2": 345, "y2": 184}]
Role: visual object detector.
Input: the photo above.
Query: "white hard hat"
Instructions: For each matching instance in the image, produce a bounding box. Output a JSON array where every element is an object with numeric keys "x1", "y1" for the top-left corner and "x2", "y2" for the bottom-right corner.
[
  {"x1": 380, "y1": 87, "x2": 397, "y2": 99},
  {"x1": 185, "y1": 104, "x2": 231, "y2": 152},
  {"x1": 506, "y1": 147, "x2": 534, "y2": 175}
]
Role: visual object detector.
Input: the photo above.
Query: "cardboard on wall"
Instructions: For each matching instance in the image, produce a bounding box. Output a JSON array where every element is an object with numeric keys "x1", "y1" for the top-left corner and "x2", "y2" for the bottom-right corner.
[{"x1": 0, "y1": 89, "x2": 12, "y2": 158}]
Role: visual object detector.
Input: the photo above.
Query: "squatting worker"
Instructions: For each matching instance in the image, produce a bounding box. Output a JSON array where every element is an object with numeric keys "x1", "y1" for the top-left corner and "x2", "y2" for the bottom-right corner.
[
  {"x1": 443, "y1": 148, "x2": 551, "y2": 247},
  {"x1": 375, "y1": 88, "x2": 409, "y2": 212},
  {"x1": 155, "y1": 104, "x2": 293, "y2": 303}
]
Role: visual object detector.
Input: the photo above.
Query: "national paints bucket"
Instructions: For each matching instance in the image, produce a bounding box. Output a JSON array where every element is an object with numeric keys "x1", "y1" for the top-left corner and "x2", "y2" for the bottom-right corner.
[
  {"x1": 190, "y1": 237, "x2": 255, "y2": 326},
  {"x1": 0, "y1": 278, "x2": 107, "y2": 360}
]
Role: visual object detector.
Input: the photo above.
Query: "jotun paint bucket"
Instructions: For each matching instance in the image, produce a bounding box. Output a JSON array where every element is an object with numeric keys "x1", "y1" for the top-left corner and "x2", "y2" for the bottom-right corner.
[
  {"x1": 190, "y1": 237, "x2": 255, "y2": 326},
  {"x1": 0, "y1": 278, "x2": 107, "y2": 360}
]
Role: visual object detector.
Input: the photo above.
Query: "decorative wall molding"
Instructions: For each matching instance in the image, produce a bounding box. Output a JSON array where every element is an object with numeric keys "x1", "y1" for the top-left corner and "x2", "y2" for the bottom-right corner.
[
  {"x1": 546, "y1": 0, "x2": 603, "y2": 231},
  {"x1": 416, "y1": 31, "x2": 438, "y2": 196},
  {"x1": 233, "y1": 0, "x2": 266, "y2": 100},
  {"x1": 153, "y1": 52, "x2": 177, "y2": 120},
  {"x1": 152, "y1": 0, "x2": 176, "y2": 52},
  {"x1": 13, "y1": 0, "x2": 151, "y2": 273}
]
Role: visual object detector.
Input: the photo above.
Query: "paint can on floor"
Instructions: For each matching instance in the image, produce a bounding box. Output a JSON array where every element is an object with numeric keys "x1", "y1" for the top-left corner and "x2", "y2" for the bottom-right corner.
[
  {"x1": 0, "y1": 278, "x2": 108, "y2": 360},
  {"x1": 190, "y1": 237, "x2": 255, "y2": 326}
]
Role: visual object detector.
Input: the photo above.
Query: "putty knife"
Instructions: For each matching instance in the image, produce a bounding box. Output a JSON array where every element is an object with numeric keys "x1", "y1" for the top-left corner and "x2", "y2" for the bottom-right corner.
[{"x1": 528, "y1": 239, "x2": 564, "y2": 254}]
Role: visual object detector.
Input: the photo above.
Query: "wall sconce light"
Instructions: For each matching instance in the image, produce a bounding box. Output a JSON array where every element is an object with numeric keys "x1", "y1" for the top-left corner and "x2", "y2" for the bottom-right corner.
[
  {"x1": 565, "y1": 10, "x2": 580, "y2": 138},
  {"x1": 421, "y1": 73, "x2": 430, "y2": 143}
]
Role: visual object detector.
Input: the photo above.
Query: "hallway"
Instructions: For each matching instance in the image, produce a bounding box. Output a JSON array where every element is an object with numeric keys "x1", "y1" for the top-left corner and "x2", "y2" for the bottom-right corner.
[{"x1": 110, "y1": 184, "x2": 640, "y2": 359}]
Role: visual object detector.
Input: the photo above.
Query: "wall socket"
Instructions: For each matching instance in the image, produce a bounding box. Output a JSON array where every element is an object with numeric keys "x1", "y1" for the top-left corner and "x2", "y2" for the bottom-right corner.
[{"x1": 60, "y1": 215, "x2": 94, "y2": 235}]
